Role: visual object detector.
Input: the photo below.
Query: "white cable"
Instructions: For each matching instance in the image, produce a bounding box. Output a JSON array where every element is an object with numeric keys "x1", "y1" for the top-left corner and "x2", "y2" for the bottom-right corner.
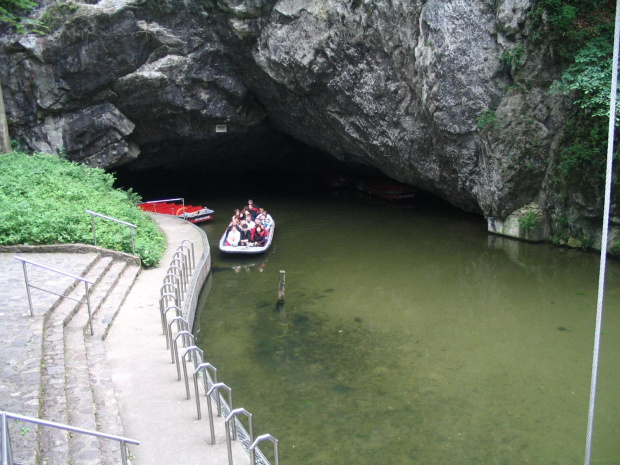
[{"x1": 584, "y1": 1, "x2": 620, "y2": 464}]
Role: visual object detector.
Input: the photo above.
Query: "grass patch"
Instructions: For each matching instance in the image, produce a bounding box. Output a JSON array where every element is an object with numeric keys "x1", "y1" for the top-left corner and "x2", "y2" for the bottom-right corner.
[{"x1": 0, "y1": 151, "x2": 165, "y2": 267}]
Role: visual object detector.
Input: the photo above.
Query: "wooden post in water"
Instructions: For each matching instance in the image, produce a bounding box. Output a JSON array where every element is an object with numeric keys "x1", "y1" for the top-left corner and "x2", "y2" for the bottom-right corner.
[
  {"x1": 0, "y1": 81, "x2": 11, "y2": 154},
  {"x1": 277, "y1": 270, "x2": 285, "y2": 304}
]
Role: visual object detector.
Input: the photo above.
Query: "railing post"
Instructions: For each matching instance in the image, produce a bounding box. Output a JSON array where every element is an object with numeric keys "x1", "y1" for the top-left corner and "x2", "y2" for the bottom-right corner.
[
  {"x1": 193, "y1": 363, "x2": 218, "y2": 420},
  {"x1": 84, "y1": 281, "x2": 93, "y2": 336},
  {"x1": 179, "y1": 240, "x2": 195, "y2": 269},
  {"x1": 250, "y1": 434, "x2": 279, "y2": 465},
  {"x1": 167, "y1": 316, "x2": 189, "y2": 362},
  {"x1": 159, "y1": 293, "x2": 178, "y2": 337},
  {"x1": 120, "y1": 440, "x2": 128, "y2": 465},
  {"x1": 173, "y1": 330, "x2": 195, "y2": 380},
  {"x1": 225, "y1": 408, "x2": 253, "y2": 465},
  {"x1": 1, "y1": 411, "x2": 15, "y2": 465},
  {"x1": 91, "y1": 214, "x2": 97, "y2": 247},
  {"x1": 163, "y1": 305, "x2": 182, "y2": 349},
  {"x1": 20, "y1": 261, "x2": 34, "y2": 317},
  {"x1": 172, "y1": 253, "x2": 190, "y2": 281},
  {"x1": 205, "y1": 383, "x2": 233, "y2": 445},
  {"x1": 181, "y1": 346, "x2": 203, "y2": 399},
  {"x1": 162, "y1": 280, "x2": 181, "y2": 307}
]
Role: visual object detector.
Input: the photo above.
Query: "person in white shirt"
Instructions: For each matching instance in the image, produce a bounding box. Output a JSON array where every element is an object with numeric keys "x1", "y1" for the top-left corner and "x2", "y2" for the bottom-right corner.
[
  {"x1": 245, "y1": 214, "x2": 255, "y2": 231},
  {"x1": 226, "y1": 226, "x2": 241, "y2": 246}
]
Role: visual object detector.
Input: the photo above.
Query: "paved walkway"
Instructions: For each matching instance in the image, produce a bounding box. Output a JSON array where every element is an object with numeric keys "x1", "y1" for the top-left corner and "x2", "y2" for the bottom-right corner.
[
  {"x1": 0, "y1": 214, "x2": 248, "y2": 464},
  {"x1": 106, "y1": 214, "x2": 248, "y2": 465}
]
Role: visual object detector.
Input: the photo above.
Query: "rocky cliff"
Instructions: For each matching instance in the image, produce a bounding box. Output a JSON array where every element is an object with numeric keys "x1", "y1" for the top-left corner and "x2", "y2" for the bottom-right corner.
[{"x1": 0, "y1": 0, "x2": 616, "y2": 247}]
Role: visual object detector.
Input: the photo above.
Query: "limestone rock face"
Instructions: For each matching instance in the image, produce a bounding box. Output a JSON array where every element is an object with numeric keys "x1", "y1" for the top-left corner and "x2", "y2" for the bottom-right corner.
[{"x1": 0, "y1": 0, "x2": 596, "y2": 231}]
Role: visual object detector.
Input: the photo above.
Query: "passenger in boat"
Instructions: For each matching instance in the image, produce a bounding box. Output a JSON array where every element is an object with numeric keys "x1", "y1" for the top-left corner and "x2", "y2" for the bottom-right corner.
[
  {"x1": 245, "y1": 213, "x2": 255, "y2": 230},
  {"x1": 228, "y1": 217, "x2": 240, "y2": 230},
  {"x1": 251, "y1": 224, "x2": 267, "y2": 247},
  {"x1": 234, "y1": 209, "x2": 246, "y2": 223},
  {"x1": 225, "y1": 225, "x2": 241, "y2": 246},
  {"x1": 248, "y1": 200, "x2": 260, "y2": 219},
  {"x1": 239, "y1": 223, "x2": 252, "y2": 246},
  {"x1": 262, "y1": 210, "x2": 274, "y2": 230}
]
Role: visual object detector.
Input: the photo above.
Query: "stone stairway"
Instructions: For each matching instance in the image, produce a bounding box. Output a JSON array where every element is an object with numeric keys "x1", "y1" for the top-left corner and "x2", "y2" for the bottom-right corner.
[{"x1": 36, "y1": 252, "x2": 141, "y2": 465}]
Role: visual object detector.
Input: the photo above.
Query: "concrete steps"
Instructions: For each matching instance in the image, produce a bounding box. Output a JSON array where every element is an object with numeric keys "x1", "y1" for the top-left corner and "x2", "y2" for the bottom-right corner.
[{"x1": 38, "y1": 254, "x2": 141, "y2": 465}]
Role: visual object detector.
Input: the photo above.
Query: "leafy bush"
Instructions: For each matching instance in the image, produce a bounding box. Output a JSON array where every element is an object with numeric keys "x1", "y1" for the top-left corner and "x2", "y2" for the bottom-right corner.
[
  {"x1": 531, "y1": 1, "x2": 618, "y2": 195},
  {"x1": 0, "y1": 0, "x2": 47, "y2": 33},
  {"x1": 0, "y1": 151, "x2": 165, "y2": 267},
  {"x1": 519, "y1": 211, "x2": 538, "y2": 231}
]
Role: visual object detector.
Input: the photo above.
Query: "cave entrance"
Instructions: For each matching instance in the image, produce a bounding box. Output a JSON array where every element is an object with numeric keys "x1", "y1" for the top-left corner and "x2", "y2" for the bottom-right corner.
[{"x1": 115, "y1": 135, "x2": 382, "y2": 200}]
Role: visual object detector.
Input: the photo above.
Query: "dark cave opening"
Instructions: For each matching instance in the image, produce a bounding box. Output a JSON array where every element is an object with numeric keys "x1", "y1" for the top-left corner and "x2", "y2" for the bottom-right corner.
[
  {"x1": 114, "y1": 134, "x2": 374, "y2": 197},
  {"x1": 112, "y1": 133, "x2": 465, "y2": 217}
]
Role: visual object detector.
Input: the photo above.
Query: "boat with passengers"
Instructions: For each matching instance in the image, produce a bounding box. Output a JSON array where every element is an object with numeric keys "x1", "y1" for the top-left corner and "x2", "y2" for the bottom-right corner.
[{"x1": 219, "y1": 201, "x2": 274, "y2": 255}]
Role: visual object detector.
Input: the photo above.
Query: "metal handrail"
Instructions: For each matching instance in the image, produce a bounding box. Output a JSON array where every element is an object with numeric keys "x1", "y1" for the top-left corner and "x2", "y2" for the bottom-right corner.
[
  {"x1": 206, "y1": 383, "x2": 233, "y2": 445},
  {"x1": 225, "y1": 408, "x2": 253, "y2": 465},
  {"x1": 159, "y1": 293, "x2": 178, "y2": 336},
  {"x1": 163, "y1": 305, "x2": 182, "y2": 349},
  {"x1": 14, "y1": 256, "x2": 95, "y2": 335},
  {"x1": 167, "y1": 316, "x2": 189, "y2": 362},
  {"x1": 173, "y1": 248, "x2": 193, "y2": 276},
  {"x1": 170, "y1": 256, "x2": 189, "y2": 287},
  {"x1": 167, "y1": 265, "x2": 186, "y2": 295},
  {"x1": 1, "y1": 411, "x2": 139, "y2": 465},
  {"x1": 179, "y1": 240, "x2": 195, "y2": 269},
  {"x1": 193, "y1": 363, "x2": 218, "y2": 419},
  {"x1": 181, "y1": 346, "x2": 204, "y2": 399},
  {"x1": 173, "y1": 331, "x2": 195, "y2": 380},
  {"x1": 85, "y1": 210, "x2": 137, "y2": 254},
  {"x1": 162, "y1": 278, "x2": 181, "y2": 305},
  {"x1": 250, "y1": 434, "x2": 279, "y2": 465},
  {"x1": 172, "y1": 250, "x2": 190, "y2": 271}
]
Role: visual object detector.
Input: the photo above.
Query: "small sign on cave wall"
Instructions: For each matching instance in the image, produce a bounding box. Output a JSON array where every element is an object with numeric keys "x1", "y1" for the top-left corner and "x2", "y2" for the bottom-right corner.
[{"x1": 215, "y1": 124, "x2": 227, "y2": 133}]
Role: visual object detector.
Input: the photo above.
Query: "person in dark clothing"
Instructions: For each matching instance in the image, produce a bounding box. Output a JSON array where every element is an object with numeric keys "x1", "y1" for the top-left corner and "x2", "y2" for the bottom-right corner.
[
  {"x1": 248, "y1": 200, "x2": 260, "y2": 220},
  {"x1": 251, "y1": 224, "x2": 267, "y2": 246},
  {"x1": 239, "y1": 223, "x2": 252, "y2": 246}
]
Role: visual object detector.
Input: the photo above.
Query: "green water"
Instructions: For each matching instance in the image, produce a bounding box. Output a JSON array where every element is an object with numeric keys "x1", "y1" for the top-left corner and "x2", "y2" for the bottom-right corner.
[{"x1": 193, "y1": 186, "x2": 620, "y2": 465}]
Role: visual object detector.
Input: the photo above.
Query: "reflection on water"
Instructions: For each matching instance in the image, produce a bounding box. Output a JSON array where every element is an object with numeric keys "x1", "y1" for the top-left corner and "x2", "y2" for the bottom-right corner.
[{"x1": 195, "y1": 187, "x2": 620, "y2": 465}]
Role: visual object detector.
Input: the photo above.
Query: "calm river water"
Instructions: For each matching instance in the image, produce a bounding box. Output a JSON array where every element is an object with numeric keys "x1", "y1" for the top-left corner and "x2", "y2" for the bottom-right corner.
[{"x1": 142, "y1": 171, "x2": 620, "y2": 465}]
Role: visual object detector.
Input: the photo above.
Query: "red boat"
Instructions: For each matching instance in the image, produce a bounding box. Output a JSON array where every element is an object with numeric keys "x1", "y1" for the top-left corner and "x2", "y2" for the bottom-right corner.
[
  {"x1": 137, "y1": 198, "x2": 214, "y2": 224},
  {"x1": 355, "y1": 179, "x2": 417, "y2": 200}
]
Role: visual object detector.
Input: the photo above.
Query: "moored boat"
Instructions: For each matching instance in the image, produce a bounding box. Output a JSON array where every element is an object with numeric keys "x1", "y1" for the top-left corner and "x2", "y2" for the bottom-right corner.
[
  {"x1": 137, "y1": 198, "x2": 214, "y2": 224},
  {"x1": 355, "y1": 179, "x2": 417, "y2": 201}
]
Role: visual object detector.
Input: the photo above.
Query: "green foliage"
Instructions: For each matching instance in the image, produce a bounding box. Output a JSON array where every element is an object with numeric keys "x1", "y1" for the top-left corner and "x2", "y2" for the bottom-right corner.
[
  {"x1": 554, "y1": 117, "x2": 613, "y2": 189},
  {"x1": 0, "y1": 0, "x2": 47, "y2": 34},
  {"x1": 477, "y1": 109, "x2": 498, "y2": 129},
  {"x1": 531, "y1": 1, "x2": 618, "y2": 195},
  {"x1": 519, "y1": 211, "x2": 538, "y2": 231},
  {"x1": 0, "y1": 151, "x2": 165, "y2": 267},
  {"x1": 500, "y1": 43, "x2": 524, "y2": 71},
  {"x1": 554, "y1": 35, "x2": 618, "y2": 120},
  {"x1": 529, "y1": 0, "x2": 613, "y2": 60}
]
